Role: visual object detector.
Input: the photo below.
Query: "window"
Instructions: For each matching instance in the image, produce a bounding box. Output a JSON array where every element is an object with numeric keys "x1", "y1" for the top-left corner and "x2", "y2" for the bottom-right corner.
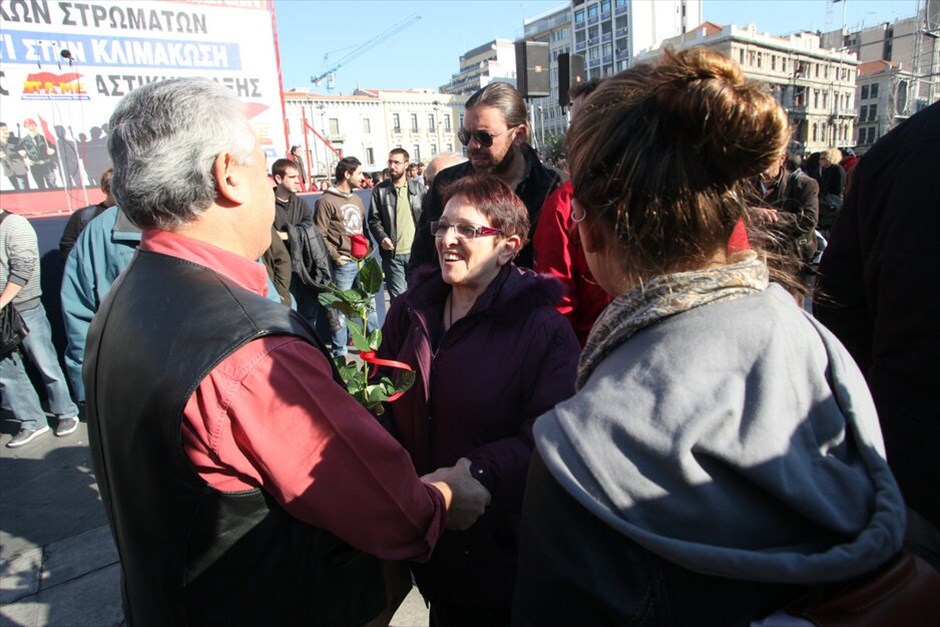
[
  {"x1": 428, "y1": 114, "x2": 435, "y2": 132},
  {"x1": 815, "y1": 63, "x2": 820, "y2": 78},
  {"x1": 739, "y1": 49, "x2": 744, "y2": 64},
  {"x1": 444, "y1": 114, "x2": 451, "y2": 132},
  {"x1": 771, "y1": 55, "x2": 776, "y2": 71},
  {"x1": 446, "y1": 143, "x2": 453, "y2": 152},
  {"x1": 413, "y1": 144, "x2": 421, "y2": 162},
  {"x1": 587, "y1": 5, "x2": 598, "y2": 19},
  {"x1": 576, "y1": 30, "x2": 586, "y2": 44},
  {"x1": 781, "y1": 58, "x2": 787, "y2": 73},
  {"x1": 410, "y1": 113, "x2": 418, "y2": 132},
  {"x1": 812, "y1": 123, "x2": 818, "y2": 142},
  {"x1": 328, "y1": 118, "x2": 339, "y2": 135},
  {"x1": 813, "y1": 89, "x2": 819, "y2": 109},
  {"x1": 870, "y1": 83, "x2": 879, "y2": 98},
  {"x1": 362, "y1": 118, "x2": 371, "y2": 133},
  {"x1": 458, "y1": 113, "x2": 464, "y2": 129},
  {"x1": 588, "y1": 25, "x2": 598, "y2": 40},
  {"x1": 869, "y1": 103, "x2": 877, "y2": 121},
  {"x1": 392, "y1": 113, "x2": 401, "y2": 132},
  {"x1": 575, "y1": 9, "x2": 584, "y2": 24},
  {"x1": 861, "y1": 84, "x2": 870, "y2": 100},
  {"x1": 601, "y1": 0, "x2": 611, "y2": 14},
  {"x1": 365, "y1": 147, "x2": 374, "y2": 165},
  {"x1": 431, "y1": 143, "x2": 438, "y2": 156},
  {"x1": 757, "y1": 52, "x2": 762, "y2": 68},
  {"x1": 860, "y1": 105, "x2": 868, "y2": 121}
]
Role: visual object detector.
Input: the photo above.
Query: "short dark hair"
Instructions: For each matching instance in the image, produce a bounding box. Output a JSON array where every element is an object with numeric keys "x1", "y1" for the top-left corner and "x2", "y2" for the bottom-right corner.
[
  {"x1": 784, "y1": 151, "x2": 802, "y2": 172},
  {"x1": 335, "y1": 156, "x2": 361, "y2": 182},
  {"x1": 99, "y1": 168, "x2": 114, "y2": 194},
  {"x1": 390, "y1": 147, "x2": 409, "y2": 162},
  {"x1": 440, "y1": 173, "x2": 530, "y2": 246},
  {"x1": 272, "y1": 158, "x2": 298, "y2": 179}
]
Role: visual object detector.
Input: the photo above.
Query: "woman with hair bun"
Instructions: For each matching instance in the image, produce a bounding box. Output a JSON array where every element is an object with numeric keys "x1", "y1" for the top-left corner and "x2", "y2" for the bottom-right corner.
[{"x1": 512, "y1": 47, "x2": 906, "y2": 626}]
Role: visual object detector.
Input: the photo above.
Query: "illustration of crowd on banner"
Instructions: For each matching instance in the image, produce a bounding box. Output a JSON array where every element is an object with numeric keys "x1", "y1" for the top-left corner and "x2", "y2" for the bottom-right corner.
[{"x1": 0, "y1": 115, "x2": 112, "y2": 192}]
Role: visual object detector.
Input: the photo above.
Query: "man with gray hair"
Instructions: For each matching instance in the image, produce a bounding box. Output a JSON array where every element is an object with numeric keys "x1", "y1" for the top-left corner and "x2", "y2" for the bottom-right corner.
[
  {"x1": 410, "y1": 82, "x2": 561, "y2": 270},
  {"x1": 85, "y1": 78, "x2": 490, "y2": 626}
]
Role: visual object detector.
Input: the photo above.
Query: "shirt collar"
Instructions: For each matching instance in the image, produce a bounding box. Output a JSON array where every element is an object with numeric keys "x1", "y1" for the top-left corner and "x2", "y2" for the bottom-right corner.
[{"x1": 140, "y1": 229, "x2": 269, "y2": 297}]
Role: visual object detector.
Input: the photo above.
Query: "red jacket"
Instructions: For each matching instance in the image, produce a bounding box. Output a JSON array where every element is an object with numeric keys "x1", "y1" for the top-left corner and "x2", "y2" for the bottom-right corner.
[{"x1": 532, "y1": 181, "x2": 613, "y2": 345}]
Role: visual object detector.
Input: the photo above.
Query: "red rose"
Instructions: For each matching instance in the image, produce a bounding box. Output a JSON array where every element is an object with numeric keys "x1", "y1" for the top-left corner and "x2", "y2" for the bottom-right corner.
[{"x1": 349, "y1": 234, "x2": 370, "y2": 260}]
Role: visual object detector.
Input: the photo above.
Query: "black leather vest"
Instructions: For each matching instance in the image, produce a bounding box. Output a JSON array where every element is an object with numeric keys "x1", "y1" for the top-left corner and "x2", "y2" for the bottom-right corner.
[{"x1": 85, "y1": 250, "x2": 382, "y2": 626}]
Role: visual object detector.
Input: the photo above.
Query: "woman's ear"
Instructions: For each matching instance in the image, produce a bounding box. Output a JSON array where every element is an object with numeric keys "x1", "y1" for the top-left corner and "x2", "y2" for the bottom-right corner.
[
  {"x1": 578, "y1": 215, "x2": 604, "y2": 254},
  {"x1": 497, "y1": 235, "x2": 523, "y2": 265}
]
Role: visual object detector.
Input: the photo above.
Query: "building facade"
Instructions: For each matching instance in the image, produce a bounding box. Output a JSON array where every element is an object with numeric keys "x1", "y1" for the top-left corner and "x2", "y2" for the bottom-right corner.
[
  {"x1": 638, "y1": 22, "x2": 858, "y2": 154},
  {"x1": 440, "y1": 39, "x2": 518, "y2": 95},
  {"x1": 821, "y1": 1, "x2": 939, "y2": 150},
  {"x1": 284, "y1": 89, "x2": 467, "y2": 183}
]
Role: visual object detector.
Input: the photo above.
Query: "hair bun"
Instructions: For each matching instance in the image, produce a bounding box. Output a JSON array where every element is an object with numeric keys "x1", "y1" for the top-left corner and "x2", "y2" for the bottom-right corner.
[{"x1": 653, "y1": 47, "x2": 789, "y2": 184}]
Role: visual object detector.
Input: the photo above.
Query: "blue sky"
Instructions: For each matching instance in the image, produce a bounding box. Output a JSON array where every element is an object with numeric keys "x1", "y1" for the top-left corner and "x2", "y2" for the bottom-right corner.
[{"x1": 274, "y1": 0, "x2": 916, "y2": 94}]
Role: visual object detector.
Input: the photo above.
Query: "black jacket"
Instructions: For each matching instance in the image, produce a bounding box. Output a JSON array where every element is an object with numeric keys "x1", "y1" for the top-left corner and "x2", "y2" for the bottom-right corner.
[
  {"x1": 814, "y1": 101, "x2": 940, "y2": 529},
  {"x1": 85, "y1": 251, "x2": 383, "y2": 626},
  {"x1": 759, "y1": 168, "x2": 820, "y2": 262},
  {"x1": 273, "y1": 191, "x2": 331, "y2": 289},
  {"x1": 410, "y1": 144, "x2": 561, "y2": 270},
  {"x1": 367, "y1": 178, "x2": 425, "y2": 260}
]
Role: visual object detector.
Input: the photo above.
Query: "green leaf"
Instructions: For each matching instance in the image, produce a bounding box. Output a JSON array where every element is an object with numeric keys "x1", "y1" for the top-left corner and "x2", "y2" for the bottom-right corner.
[
  {"x1": 341, "y1": 288, "x2": 366, "y2": 303},
  {"x1": 368, "y1": 328, "x2": 382, "y2": 352},
  {"x1": 396, "y1": 370, "x2": 416, "y2": 393},
  {"x1": 348, "y1": 321, "x2": 372, "y2": 353},
  {"x1": 365, "y1": 384, "x2": 389, "y2": 403},
  {"x1": 318, "y1": 292, "x2": 341, "y2": 307},
  {"x1": 359, "y1": 257, "x2": 384, "y2": 295},
  {"x1": 331, "y1": 301, "x2": 360, "y2": 319}
]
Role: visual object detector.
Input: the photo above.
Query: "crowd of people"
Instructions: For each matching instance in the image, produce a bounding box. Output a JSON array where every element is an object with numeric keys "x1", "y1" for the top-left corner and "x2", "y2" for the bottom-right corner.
[{"x1": 1, "y1": 43, "x2": 937, "y2": 626}]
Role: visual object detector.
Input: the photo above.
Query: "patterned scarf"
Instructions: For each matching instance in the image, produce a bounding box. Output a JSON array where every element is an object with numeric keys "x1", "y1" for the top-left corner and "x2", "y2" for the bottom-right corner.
[{"x1": 577, "y1": 251, "x2": 769, "y2": 390}]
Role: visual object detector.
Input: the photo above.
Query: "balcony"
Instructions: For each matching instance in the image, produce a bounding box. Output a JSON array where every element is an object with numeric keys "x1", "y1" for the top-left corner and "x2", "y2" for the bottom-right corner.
[
  {"x1": 602, "y1": 33, "x2": 612, "y2": 42},
  {"x1": 588, "y1": 16, "x2": 599, "y2": 25},
  {"x1": 616, "y1": 49, "x2": 629, "y2": 60},
  {"x1": 615, "y1": 5, "x2": 628, "y2": 15},
  {"x1": 575, "y1": 41, "x2": 587, "y2": 52}
]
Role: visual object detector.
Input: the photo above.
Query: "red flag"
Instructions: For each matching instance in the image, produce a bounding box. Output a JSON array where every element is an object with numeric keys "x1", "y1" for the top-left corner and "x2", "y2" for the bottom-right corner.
[{"x1": 38, "y1": 116, "x2": 56, "y2": 146}]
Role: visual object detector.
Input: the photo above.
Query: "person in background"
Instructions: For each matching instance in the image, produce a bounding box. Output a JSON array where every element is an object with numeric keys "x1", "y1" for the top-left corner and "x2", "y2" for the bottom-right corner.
[
  {"x1": 512, "y1": 47, "x2": 905, "y2": 626},
  {"x1": 272, "y1": 158, "x2": 331, "y2": 327},
  {"x1": 378, "y1": 174, "x2": 579, "y2": 626},
  {"x1": 314, "y1": 156, "x2": 377, "y2": 357},
  {"x1": 533, "y1": 78, "x2": 612, "y2": 346},
  {"x1": 414, "y1": 161, "x2": 426, "y2": 187},
  {"x1": 1, "y1": 208, "x2": 80, "y2": 446},
  {"x1": 817, "y1": 147, "x2": 846, "y2": 233},
  {"x1": 368, "y1": 148, "x2": 425, "y2": 301},
  {"x1": 84, "y1": 78, "x2": 490, "y2": 626},
  {"x1": 814, "y1": 101, "x2": 940, "y2": 571},
  {"x1": 412, "y1": 82, "x2": 561, "y2": 270},
  {"x1": 59, "y1": 168, "x2": 116, "y2": 259},
  {"x1": 288, "y1": 145, "x2": 307, "y2": 191},
  {"x1": 422, "y1": 152, "x2": 466, "y2": 193}
]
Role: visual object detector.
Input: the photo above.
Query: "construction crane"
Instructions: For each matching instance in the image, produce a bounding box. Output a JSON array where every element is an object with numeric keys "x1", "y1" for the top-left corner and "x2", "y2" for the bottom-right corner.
[{"x1": 311, "y1": 14, "x2": 421, "y2": 91}]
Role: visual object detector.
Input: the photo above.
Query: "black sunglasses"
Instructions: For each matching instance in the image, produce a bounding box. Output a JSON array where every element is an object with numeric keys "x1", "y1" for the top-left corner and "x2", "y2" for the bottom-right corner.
[{"x1": 457, "y1": 126, "x2": 516, "y2": 148}]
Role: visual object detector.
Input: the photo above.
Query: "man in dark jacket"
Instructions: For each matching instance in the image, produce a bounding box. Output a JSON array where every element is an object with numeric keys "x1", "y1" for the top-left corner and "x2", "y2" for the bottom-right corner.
[
  {"x1": 814, "y1": 101, "x2": 940, "y2": 570},
  {"x1": 368, "y1": 148, "x2": 425, "y2": 300},
  {"x1": 59, "y1": 168, "x2": 115, "y2": 259},
  {"x1": 410, "y1": 82, "x2": 561, "y2": 270},
  {"x1": 271, "y1": 158, "x2": 331, "y2": 326},
  {"x1": 752, "y1": 151, "x2": 819, "y2": 270}
]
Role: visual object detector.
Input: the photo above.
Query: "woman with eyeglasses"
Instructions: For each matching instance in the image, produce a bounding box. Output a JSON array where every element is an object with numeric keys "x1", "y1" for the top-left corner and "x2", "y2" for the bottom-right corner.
[
  {"x1": 376, "y1": 173, "x2": 579, "y2": 626},
  {"x1": 511, "y1": 47, "x2": 906, "y2": 626}
]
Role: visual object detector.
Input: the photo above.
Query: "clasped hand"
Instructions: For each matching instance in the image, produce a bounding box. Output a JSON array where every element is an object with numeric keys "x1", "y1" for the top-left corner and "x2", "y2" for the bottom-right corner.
[{"x1": 422, "y1": 458, "x2": 491, "y2": 530}]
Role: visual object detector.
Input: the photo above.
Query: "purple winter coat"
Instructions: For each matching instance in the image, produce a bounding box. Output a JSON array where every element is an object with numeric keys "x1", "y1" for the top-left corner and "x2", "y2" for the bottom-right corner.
[{"x1": 377, "y1": 263, "x2": 580, "y2": 608}]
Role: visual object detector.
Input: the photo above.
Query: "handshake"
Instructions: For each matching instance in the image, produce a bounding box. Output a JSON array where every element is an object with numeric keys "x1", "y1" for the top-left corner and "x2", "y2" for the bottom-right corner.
[{"x1": 421, "y1": 458, "x2": 491, "y2": 530}]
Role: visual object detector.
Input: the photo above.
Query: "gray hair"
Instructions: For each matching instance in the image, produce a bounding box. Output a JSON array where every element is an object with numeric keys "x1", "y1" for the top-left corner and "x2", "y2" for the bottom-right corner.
[{"x1": 108, "y1": 78, "x2": 257, "y2": 230}]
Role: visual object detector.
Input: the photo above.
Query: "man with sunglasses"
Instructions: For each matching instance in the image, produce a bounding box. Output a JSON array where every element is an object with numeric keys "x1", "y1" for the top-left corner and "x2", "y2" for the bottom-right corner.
[{"x1": 410, "y1": 82, "x2": 561, "y2": 271}]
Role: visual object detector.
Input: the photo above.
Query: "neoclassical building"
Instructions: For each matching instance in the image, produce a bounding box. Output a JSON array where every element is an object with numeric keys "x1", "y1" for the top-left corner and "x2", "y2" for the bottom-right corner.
[
  {"x1": 284, "y1": 88, "x2": 467, "y2": 183},
  {"x1": 638, "y1": 22, "x2": 859, "y2": 154}
]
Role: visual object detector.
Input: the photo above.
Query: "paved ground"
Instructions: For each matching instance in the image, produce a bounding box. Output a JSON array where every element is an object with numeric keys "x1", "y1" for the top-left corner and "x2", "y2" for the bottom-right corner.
[{"x1": 0, "y1": 414, "x2": 428, "y2": 626}]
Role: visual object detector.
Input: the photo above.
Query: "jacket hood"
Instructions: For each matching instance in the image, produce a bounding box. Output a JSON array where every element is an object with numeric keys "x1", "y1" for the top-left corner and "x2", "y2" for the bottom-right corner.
[
  {"x1": 534, "y1": 285, "x2": 905, "y2": 585},
  {"x1": 323, "y1": 186, "x2": 352, "y2": 199}
]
